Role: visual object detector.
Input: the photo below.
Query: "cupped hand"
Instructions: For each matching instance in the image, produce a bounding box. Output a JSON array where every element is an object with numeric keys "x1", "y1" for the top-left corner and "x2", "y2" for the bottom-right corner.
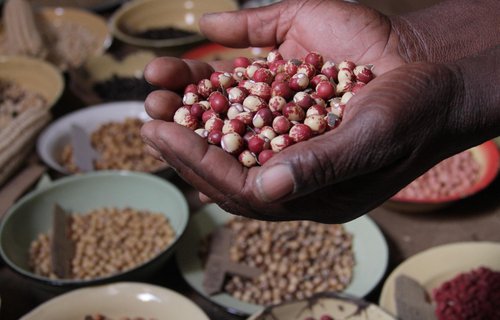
[{"x1": 141, "y1": 0, "x2": 463, "y2": 223}]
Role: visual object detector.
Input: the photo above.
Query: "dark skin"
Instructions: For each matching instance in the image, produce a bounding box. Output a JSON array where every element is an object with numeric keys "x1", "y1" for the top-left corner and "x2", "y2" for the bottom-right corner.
[{"x1": 141, "y1": 0, "x2": 500, "y2": 223}]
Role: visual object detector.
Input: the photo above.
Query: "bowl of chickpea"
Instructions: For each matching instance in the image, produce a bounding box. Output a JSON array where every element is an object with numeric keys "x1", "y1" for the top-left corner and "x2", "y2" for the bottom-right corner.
[
  {"x1": 37, "y1": 100, "x2": 169, "y2": 176},
  {"x1": 0, "y1": 171, "x2": 189, "y2": 291}
]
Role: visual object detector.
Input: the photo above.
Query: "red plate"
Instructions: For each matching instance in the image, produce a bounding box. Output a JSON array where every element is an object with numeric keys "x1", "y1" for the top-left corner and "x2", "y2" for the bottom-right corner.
[{"x1": 387, "y1": 140, "x2": 500, "y2": 211}]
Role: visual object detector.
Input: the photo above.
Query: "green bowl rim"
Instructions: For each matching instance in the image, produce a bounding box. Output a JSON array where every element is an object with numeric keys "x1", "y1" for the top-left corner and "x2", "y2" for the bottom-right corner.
[{"x1": 0, "y1": 170, "x2": 189, "y2": 287}]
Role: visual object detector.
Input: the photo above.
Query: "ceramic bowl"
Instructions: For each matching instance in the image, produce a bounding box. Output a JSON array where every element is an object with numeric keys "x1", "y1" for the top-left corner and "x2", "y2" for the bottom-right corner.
[
  {"x1": 0, "y1": 6, "x2": 111, "y2": 70},
  {"x1": 37, "y1": 101, "x2": 169, "y2": 175},
  {"x1": 69, "y1": 51, "x2": 156, "y2": 105},
  {"x1": 38, "y1": 6, "x2": 112, "y2": 70},
  {"x1": 110, "y1": 0, "x2": 238, "y2": 48},
  {"x1": 384, "y1": 141, "x2": 500, "y2": 212},
  {"x1": 248, "y1": 292, "x2": 395, "y2": 320},
  {"x1": 0, "y1": 171, "x2": 189, "y2": 291},
  {"x1": 182, "y1": 43, "x2": 270, "y2": 62},
  {"x1": 176, "y1": 204, "x2": 389, "y2": 316},
  {"x1": 0, "y1": 55, "x2": 64, "y2": 108},
  {"x1": 379, "y1": 241, "x2": 500, "y2": 317},
  {"x1": 21, "y1": 282, "x2": 209, "y2": 320},
  {"x1": 27, "y1": 0, "x2": 126, "y2": 12}
]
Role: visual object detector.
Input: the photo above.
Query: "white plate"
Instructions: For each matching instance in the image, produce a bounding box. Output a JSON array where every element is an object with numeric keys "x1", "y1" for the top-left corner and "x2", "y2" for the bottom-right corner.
[
  {"x1": 21, "y1": 282, "x2": 209, "y2": 320},
  {"x1": 379, "y1": 241, "x2": 500, "y2": 317},
  {"x1": 248, "y1": 292, "x2": 395, "y2": 320},
  {"x1": 176, "y1": 204, "x2": 389, "y2": 316},
  {"x1": 37, "y1": 101, "x2": 151, "y2": 174}
]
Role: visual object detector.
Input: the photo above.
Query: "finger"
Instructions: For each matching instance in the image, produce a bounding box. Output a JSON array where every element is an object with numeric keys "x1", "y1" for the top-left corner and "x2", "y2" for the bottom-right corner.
[
  {"x1": 253, "y1": 64, "x2": 448, "y2": 204},
  {"x1": 141, "y1": 120, "x2": 276, "y2": 219},
  {"x1": 144, "y1": 57, "x2": 215, "y2": 90},
  {"x1": 252, "y1": 106, "x2": 406, "y2": 204},
  {"x1": 199, "y1": 192, "x2": 213, "y2": 203},
  {"x1": 145, "y1": 90, "x2": 182, "y2": 121},
  {"x1": 143, "y1": 144, "x2": 164, "y2": 162},
  {"x1": 199, "y1": 1, "x2": 293, "y2": 48}
]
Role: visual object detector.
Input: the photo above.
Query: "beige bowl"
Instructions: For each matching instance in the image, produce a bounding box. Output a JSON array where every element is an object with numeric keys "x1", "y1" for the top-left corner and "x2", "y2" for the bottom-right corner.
[
  {"x1": 0, "y1": 6, "x2": 111, "y2": 71},
  {"x1": 70, "y1": 50, "x2": 156, "y2": 105},
  {"x1": 0, "y1": 55, "x2": 64, "y2": 108},
  {"x1": 110, "y1": 0, "x2": 238, "y2": 48},
  {"x1": 39, "y1": 6, "x2": 112, "y2": 70}
]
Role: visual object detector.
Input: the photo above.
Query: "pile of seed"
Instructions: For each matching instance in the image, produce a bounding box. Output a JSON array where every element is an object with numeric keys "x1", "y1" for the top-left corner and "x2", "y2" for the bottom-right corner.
[
  {"x1": 175, "y1": 50, "x2": 374, "y2": 167},
  {"x1": 60, "y1": 118, "x2": 166, "y2": 173},
  {"x1": 93, "y1": 75, "x2": 156, "y2": 102},
  {"x1": 222, "y1": 217, "x2": 355, "y2": 305},
  {"x1": 40, "y1": 18, "x2": 101, "y2": 70},
  {"x1": 0, "y1": 79, "x2": 47, "y2": 130},
  {"x1": 395, "y1": 151, "x2": 481, "y2": 200},
  {"x1": 433, "y1": 267, "x2": 500, "y2": 320},
  {"x1": 126, "y1": 26, "x2": 197, "y2": 40},
  {"x1": 29, "y1": 207, "x2": 175, "y2": 280}
]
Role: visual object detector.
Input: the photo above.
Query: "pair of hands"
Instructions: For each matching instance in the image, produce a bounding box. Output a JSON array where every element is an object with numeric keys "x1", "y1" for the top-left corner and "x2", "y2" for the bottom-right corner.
[{"x1": 141, "y1": 0, "x2": 470, "y2": 223}]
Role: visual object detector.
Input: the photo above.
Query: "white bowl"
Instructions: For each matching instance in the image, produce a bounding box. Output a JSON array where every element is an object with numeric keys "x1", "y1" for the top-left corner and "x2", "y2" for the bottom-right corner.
[
  {"x1": 37, "y1": 101, "x2": 152, "y2": 175},
  {"x1": 21, "y1": 282, "x2": 209, "y2": 320}
]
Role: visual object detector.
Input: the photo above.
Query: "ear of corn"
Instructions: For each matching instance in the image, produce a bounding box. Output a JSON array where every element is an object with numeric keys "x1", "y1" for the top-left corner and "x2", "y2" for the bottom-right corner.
[{"x1": 3, "y1": 0, "x2": 47, "y2": 58}]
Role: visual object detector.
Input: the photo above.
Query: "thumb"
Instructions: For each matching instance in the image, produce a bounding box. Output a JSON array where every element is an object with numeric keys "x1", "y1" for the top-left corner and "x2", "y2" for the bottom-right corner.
[
  {"x1": 252, "y1": 106, "x2": 401, "y2": 203},
  {"x1": 199, "y1": 1, "x2": 292, "y2": 48}
]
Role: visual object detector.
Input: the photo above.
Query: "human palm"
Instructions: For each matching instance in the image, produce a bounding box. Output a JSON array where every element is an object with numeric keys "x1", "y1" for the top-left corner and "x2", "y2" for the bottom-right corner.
[
  {"x1": 199, "y1": 0, "x2": 405, "y2": 73},
  {"x1": 142, "y1": 0, "x2": 465, "y2": 223}
]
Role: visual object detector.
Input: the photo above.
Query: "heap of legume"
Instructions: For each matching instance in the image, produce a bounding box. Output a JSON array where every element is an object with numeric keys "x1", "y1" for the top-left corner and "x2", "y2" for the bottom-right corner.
[
  {"x1": 432, "y1": 267, "x2": 500, "y2": 320},
  {"x1": 394, "y1": 151, "x2": 481, "y2": 200},
  {"x1": 60, "y1": 118, "x2": 166, "y2": 173},
  {"x1": 174, "y1": 50, "x2": 374, "y2": 166},
  {"x1": 29, "y1": 207, "x2": 175, "y2": 280},
  {"x1": 216, "y1": 217, "x2": 355, "y2": 305}
]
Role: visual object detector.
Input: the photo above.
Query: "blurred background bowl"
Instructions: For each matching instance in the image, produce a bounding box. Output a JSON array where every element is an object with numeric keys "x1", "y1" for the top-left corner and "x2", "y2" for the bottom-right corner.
[
  {"x1": 0, "y1": 171, "x2": 189, "y2": 291},
  {"x1": 69, "y1": 51, "x2": 157, "y2": 105},
  {"x1": 248, "y1": 292, "x2": 395, "y2": 320},
  {"x1": 38, "y1": 6, "x2": 112, "y2": 70},
  {"x1": 109, "y1": 0, "x2": 238, "y2": 49},
  {"x1": 0, "y1": 55, "x2": 64, "y2": 107},
  {"x1": 27, "y1": 0, "x2": 127, "y2": 12},
  {"x1": 21, "y1": 282, "x2": 209, "y2": 320},
  {"x1": 182, "y1": 43, "x2": 270, "y2": 62},
  {"x1": 0, "y1": 55, "x2": 64, "y2": 186},
  {"x1": 37, "y1": 101, "x2": 168, "y2": 175},
  {"x1": 384, "y1": 141, "x2": 500, "y2": 212}
]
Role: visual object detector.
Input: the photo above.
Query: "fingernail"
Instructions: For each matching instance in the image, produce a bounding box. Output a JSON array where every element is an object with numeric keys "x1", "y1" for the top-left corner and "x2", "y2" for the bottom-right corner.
[{"x1": 256, "y1": 164, "x2": 295, "y2": 203}]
